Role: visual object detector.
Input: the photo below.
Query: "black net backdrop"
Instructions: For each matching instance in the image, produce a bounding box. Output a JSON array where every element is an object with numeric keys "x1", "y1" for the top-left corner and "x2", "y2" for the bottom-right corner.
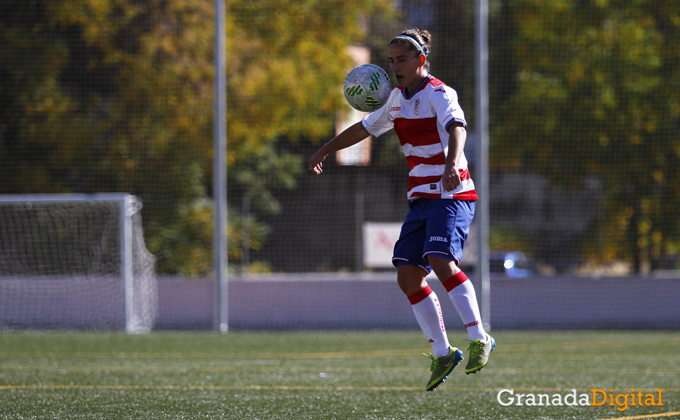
[{"x1": 1, "y1": 0, "x2": 679, "y2": 330}]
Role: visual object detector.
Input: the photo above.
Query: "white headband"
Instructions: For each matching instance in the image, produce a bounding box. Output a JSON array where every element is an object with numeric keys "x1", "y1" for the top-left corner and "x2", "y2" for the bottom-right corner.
[{"x1": 394, "y1": 35, "x2": 427, "y2": 56}]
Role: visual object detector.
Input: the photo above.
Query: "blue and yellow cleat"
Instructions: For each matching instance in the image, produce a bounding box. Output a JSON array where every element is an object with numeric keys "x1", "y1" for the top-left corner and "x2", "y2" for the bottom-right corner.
[
  {"x1": 424, "y1": 347, "x2": 464, "y2": 391},
  {"x1": 465, "y1": 335, "x2": 496, "y2": 374}
]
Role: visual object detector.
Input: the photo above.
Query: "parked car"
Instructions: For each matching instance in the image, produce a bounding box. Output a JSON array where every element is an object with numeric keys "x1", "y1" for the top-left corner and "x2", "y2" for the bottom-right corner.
[{"x1": 489, "y1": 251, "x2": 535, "y2": 278}]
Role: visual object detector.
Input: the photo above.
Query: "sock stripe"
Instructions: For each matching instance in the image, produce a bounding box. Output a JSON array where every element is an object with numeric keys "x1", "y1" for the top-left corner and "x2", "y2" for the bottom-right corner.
[
  {"x1": 443, "y1": 271, "x2": 469, "y2": 292},
  {"x1": 408, "y1": 285, "x2": 433, "y2": 305}
]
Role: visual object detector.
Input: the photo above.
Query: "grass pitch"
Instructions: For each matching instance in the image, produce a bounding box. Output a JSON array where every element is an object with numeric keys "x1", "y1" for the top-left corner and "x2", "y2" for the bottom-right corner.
[{"x1": 0, "y1": 330, "x2": 679, "y2": 419}]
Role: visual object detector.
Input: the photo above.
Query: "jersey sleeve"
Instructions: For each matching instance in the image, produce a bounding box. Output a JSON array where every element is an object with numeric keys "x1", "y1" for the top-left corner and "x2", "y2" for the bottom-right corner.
[
  {"x1": 432, "y1": 86, "x2": 467, "y2": 131},
  {"x1": 360, "y1": 90, "x2": 397, "y2": 137}
]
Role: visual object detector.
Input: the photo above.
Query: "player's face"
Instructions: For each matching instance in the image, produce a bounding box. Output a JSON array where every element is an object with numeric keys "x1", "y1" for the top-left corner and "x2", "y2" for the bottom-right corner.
[{"x1": 388, "y1": 43, "x2": 426, "y2": 88}]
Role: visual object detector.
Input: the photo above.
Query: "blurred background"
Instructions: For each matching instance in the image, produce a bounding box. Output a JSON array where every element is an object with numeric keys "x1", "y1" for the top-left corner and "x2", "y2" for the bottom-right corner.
[{"x1": 1, "y1": 0, "x2": 679, "y2": 331}]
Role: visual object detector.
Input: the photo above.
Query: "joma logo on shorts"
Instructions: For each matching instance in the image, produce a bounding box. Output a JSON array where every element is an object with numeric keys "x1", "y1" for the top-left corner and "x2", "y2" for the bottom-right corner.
[{"x1": 429, "y1": 236, "x2": 448, "y2": 243}]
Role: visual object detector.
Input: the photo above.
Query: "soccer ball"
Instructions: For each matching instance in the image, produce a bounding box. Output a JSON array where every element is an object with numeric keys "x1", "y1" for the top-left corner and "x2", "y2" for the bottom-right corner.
[{"x1": 343, "y1": 64, "x2": 391, "y2": 112}]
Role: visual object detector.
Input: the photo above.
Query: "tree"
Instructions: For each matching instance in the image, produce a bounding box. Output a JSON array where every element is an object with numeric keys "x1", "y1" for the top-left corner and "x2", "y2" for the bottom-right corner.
[
  {"x1": 0, "y1": 0, "x2": 395, "y2": 274},
  {"x1": 494, "y1": 0, "x2": 680, "y2": 272}
]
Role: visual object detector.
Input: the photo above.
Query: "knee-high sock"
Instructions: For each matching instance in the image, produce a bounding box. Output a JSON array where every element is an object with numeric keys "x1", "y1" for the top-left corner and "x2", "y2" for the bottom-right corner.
[
  {"x1": 408, "y1": 286, "x2": 450, "y2": 357},
  {"x1": 442, "y1": 272, "x2": 487, "y2": 342}
]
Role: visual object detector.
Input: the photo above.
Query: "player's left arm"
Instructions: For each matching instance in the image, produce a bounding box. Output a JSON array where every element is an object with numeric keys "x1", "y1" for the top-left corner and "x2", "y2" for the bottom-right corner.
[
  {"x1": 442, "y1": 122, "x2": 466, "y2": 192},
  {"x1": 432, "y1": 86, "x2": 467, "y2": 192}
]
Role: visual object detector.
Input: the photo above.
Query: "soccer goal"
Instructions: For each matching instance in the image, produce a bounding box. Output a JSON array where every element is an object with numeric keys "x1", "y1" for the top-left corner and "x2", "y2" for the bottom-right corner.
[{"x1": 0, "y1": 194, "x2": 157, "y2": 333}]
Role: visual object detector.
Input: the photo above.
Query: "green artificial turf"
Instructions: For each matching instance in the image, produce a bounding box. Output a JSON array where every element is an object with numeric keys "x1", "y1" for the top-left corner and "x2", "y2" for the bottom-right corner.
[{"x1": 0, "y1": 330, "x2": 678, "y2": 419}]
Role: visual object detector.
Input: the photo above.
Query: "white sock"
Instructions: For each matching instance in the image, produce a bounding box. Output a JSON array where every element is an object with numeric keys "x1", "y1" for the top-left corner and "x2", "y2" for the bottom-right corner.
[
  {"x1": 444, "y1": 274, "x2": 487, "y2": 342},
  {"x1": 409, "y1": 286, "x2": 450, "y2": 357}
]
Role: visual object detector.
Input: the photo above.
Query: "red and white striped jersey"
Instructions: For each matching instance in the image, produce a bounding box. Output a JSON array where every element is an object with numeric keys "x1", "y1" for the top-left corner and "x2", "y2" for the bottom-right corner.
[{"x1": 361, "y1": 75, "x2": 477, "y2": 201}]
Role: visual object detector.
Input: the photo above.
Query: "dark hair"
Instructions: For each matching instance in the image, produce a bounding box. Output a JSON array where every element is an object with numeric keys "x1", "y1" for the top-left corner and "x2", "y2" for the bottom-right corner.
[{"x1": 389, "y1": 28, "x2": 432, "y2": 71}]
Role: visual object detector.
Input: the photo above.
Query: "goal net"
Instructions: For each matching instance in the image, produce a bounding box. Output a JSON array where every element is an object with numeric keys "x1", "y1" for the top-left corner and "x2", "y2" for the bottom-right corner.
[{"x1": 0, "y1": 194, "x2": 157, "y2": 332}]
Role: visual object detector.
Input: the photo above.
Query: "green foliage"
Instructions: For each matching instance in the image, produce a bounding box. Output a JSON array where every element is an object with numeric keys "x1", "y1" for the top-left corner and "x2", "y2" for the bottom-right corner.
[
  {"x1": 0, "y1": 0, "x2": 395, "y2": 275},
  {"x1": 226, "y1": 0, "x2": 393, "y2": 144},
  {"x1": 495, "y1": 0, "x2": 680, "y2": 272},
  {"x1": 489, "y1": 224, "x2": 534, "y2": 255}
]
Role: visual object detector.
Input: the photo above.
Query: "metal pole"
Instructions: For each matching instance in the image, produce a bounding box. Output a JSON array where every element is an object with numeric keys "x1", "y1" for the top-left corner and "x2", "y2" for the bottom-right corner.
[
  {"x1": 475, "y1": 0, "x2": 491, "y2": 331},
  {"x1": 355, "y1": 191, "x2": 364, "y2": 273},
  {"x1": 121, "y1": 194, "x2": 135, "y2": 333},
  {"x1": 242, "y1": 195, "x2": 250, "y2": 275},
  {"x1": 355, "y1": 170, "x2": 365, "y2": 272},
  {"x1": 213, "y1": 0, "x2": 228, "y2": 332}
]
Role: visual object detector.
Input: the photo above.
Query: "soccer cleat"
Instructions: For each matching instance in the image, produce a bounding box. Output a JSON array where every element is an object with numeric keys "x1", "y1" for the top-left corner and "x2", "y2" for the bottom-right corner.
[
  {"x1": 424, "y1": 347, "x2": 464, "y2": 391},
  {"x1": 465, "y1": 335, "x2": 496, "y2": 375}
]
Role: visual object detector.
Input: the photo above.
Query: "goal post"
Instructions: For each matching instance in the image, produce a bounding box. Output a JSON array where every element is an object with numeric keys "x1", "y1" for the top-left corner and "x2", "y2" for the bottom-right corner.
[{"x1": 0, "y1": 193, "x2": 157, "y2": 333}]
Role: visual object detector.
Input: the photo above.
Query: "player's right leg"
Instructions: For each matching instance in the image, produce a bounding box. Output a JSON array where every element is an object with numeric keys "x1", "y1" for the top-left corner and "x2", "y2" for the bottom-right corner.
[
  {"x1": 397, "y1": 264, "x2": 463, "y2": 391},
  {"x1": 397, "y1": 264, "x2": 451, "y2": 359},
  {"x1": 393, "y1": 202, "x2": 462, "y2": 391}
]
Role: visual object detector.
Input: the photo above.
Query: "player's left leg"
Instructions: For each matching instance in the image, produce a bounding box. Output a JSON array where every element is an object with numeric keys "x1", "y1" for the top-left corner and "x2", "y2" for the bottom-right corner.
[
  {"x1": 423, "y1": 199, "x2": 495, "y2": 374},
  {"x1": 430, "y1": 257, "x2": 495, "y2": 374},
  {"x1": 429, "y1": 259, "x2": 486, "y2": 341}
]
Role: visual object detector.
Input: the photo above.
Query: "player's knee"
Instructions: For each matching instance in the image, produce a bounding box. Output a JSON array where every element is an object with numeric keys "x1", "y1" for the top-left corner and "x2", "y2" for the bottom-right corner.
[
  {"x1": 397, "y1": 266, "x2": 428, "y2": 296},
  {"x1": 428, "y1": 255, "x2": 460, "y2": 280}
]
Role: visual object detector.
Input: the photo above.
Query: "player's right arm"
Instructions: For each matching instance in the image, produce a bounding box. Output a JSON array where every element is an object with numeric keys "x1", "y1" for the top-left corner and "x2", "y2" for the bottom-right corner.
[{"x1": 308, "y1": 122, "x2": 368, "y2": 174}]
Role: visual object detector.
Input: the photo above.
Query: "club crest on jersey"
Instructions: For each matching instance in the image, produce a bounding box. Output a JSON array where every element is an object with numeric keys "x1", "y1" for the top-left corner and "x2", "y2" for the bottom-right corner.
[{"x1": 415, "y1": 98, "x2": 420, "y2": 116}]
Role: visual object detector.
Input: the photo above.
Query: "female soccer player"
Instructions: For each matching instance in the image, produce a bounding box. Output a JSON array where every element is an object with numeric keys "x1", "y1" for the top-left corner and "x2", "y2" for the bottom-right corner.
[{"x1": 309, "y1": 28, "x2": 495, "y2": 391}]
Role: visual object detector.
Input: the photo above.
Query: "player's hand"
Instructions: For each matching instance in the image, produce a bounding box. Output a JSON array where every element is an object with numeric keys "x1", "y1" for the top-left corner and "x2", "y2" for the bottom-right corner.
[
  {"x1": 309, "y1": 150, "x2": 327, "y2": 174},
  {"x1": 442, "y1": 164, "x2": 462, "y2": 192}
]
